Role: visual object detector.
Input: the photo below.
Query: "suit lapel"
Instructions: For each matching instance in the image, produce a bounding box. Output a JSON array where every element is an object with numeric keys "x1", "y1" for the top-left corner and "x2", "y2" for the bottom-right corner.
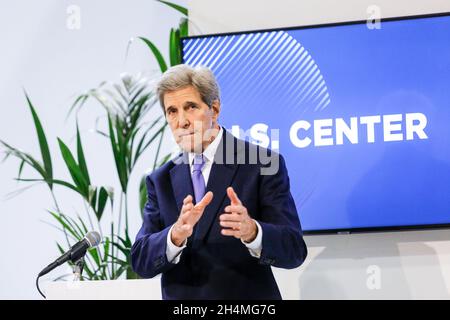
[
  {"x1": 169, "y1": 129, "x2": 244, "y2": 247},
  {"x1": 192, "y1": 129, "x2": 242, "y2": 246},
  {"x1": 170, "y1": 152, "x2": 195, "y2": 214}
]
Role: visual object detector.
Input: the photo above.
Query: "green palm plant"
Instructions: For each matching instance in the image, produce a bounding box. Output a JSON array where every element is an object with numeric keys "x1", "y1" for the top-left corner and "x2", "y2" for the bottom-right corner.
[
  {"x1": 139, "y1": 0, "x2": 188, "y2": 73},
  {"x1": 1, "y1": 0, "x2": 188, "y2": 281},
  {"x1": 133, "y1": 0, "x2": 189, "y2": 219},
  {"x1": 69, "y1": 72, "x2": 170, "y2": 279},
  {"x1": 1, "y1": 92, "x2": 115, "y2": 279},
  {"x1": 70, "y1": 72, "x2": 173, "y2": 279},
  {"x1": 2, "y1": 73, "x2": 167, "y2": 280}
]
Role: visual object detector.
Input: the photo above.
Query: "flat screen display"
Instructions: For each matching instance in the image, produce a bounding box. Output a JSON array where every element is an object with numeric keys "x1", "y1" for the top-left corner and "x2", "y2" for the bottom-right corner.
[{"x1": 181, "y1": 13, "x2": 450, "y2": 233}]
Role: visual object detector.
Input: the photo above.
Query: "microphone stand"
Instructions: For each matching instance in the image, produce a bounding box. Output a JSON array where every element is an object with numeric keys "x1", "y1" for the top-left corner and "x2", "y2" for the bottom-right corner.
[
  {"x1": 36, "y1": 231, "x2": 101, "y2": 298},
  {"x1": 72, "y1": 257, "x2": 85, "y2": 281},
  {"x1": 36, "y1": 256, "x2": 86, "y2": 299}
]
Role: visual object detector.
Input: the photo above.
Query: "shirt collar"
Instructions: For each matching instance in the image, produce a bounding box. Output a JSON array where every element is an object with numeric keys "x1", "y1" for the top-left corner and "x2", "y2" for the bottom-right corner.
[{"x1": 188, "y1": 126, "x2": 223, "y2": 166}]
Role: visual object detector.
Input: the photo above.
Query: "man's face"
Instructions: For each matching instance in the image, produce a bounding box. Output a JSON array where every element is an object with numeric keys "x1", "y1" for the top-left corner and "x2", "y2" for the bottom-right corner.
[{"x1": 164, "y1": 85, "x2": 220, "y2": 153}]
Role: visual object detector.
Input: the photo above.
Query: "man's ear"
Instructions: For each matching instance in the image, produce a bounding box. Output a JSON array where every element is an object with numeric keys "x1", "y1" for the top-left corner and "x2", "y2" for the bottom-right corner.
[{"x1": 211, "y1": 99, "x2": 221, "y2": 123}]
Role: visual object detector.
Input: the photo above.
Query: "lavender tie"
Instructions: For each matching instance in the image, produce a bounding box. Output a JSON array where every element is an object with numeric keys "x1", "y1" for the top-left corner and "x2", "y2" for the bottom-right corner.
[{"x1": 192, "y1": 154, "x2": 206, "y2": 204}]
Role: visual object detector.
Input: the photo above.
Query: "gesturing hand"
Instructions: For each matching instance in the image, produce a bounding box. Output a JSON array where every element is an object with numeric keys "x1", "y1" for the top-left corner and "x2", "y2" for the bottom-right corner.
[
  {"x1": 171, "y1": 192, "x2": 214, "y2": 247},
  {"x1": 220, "y1": 187, "x2": 257, "y2": 243}
]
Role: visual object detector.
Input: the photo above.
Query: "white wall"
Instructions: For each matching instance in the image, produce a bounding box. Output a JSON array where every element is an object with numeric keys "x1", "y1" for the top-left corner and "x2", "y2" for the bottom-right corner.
[
  {"x1": 0, "y1": 0, "x2": 186, "y2": 299},
  {"x1": 189, "y1": 0, "x2": 450, "y2": 35},
  {"x1": 189, "y1": 0, "x2": 450, "y2": 299}
]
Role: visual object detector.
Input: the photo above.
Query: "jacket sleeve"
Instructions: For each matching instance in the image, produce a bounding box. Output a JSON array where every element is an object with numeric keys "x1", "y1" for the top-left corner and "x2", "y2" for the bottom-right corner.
[
  {"x1": 131, "y1": 174, "x2": 177, "y2": 278},
  {"x1": 256, "y1": 153, "x2": 308, "y2": 269}
]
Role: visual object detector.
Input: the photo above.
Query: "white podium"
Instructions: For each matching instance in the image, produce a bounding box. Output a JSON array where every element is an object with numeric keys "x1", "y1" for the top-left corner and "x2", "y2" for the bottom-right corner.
[{"x1": 45, "y1": 278, "x2": 162, "y2": 300}]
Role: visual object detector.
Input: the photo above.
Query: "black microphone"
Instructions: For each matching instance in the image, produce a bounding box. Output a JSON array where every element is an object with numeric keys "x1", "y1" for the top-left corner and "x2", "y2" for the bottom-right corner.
[{"x1": 38, "y1": 231, "x2": 101, "y2": 277}]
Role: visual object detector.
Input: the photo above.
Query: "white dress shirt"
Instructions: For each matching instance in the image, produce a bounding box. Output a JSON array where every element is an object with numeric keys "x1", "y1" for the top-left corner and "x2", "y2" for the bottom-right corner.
[{"x1": 166, "y1": 126, "x2": 263, "y2": 263}]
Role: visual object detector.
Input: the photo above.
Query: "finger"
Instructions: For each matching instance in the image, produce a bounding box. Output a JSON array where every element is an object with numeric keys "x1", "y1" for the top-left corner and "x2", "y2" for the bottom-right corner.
[
  {"x1": 183, "y1": 205, "x2": 206, "y2": 226},
  {"x1": 227, "y1": 187, "x2": 242, "y2": 205},
  {"x1": 219, "y1": 213, "x2": 242, "y2": 222},
  {"x1": 183, "y1": 195, "x2": 193, "y2": 205},
  {"x1": 195, "y1": 191, "x2": 214, "y2": 210},
  {"x1": 181, "y1": 210, "x2": 192, "y2": 221},
  {"x1": 221, "y1": 228, "x2": 241, "y2": 238},
  {"x1": 181, "y1": 202, "x2": 194, "y2": 214},
  {"x1": 224, "y1": 205, "x2": 246, "y2": 215},
  {"x1": 220, "y1": 220, "x2": 242, "y2": 230},
  {"x1": 181, "y1": 209, "x2": 201, "y2": 224},
  {"x1": 191, "y1": 209, "x2": 205, "y2": 225}
]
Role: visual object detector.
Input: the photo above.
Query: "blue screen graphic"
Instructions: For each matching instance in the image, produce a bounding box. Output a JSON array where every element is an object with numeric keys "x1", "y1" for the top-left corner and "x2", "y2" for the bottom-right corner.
[{"x1": 181, "y1": 15, "x2": 450, "y2": 232}]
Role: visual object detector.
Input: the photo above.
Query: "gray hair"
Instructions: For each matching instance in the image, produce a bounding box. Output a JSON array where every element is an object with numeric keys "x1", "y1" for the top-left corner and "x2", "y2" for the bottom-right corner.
[{"x1": 156, "y1": 64, "x2": 220, "y2": 112}]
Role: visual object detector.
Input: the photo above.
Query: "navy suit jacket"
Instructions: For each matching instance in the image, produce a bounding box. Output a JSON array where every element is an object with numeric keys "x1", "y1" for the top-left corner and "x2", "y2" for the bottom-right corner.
[{"x1": 131, "y1": 128, "x2": 307, "y2": 299}]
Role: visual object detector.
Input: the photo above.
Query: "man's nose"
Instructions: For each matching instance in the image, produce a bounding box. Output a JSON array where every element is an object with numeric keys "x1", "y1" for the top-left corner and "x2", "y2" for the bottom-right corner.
[{"x1": 178, "y1": 111, "x2": 190, "y2": 128}]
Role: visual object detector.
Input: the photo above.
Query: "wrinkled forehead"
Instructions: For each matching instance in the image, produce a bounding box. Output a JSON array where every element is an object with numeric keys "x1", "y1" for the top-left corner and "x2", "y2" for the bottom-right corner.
[{"x1": 163, "y1": 86, "x2": 203, "y2": 108}]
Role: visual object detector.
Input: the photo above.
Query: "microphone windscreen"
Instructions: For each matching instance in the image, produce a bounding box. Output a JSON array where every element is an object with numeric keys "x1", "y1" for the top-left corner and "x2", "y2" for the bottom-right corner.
[{"x1": 85, "y1": 231, "x2": 101, "y2": 247}]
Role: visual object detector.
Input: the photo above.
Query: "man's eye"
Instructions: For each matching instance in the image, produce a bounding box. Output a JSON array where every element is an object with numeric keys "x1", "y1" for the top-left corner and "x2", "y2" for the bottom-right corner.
[{"x1": 190, "y1": 105, "x2": 197, "y2": 109}]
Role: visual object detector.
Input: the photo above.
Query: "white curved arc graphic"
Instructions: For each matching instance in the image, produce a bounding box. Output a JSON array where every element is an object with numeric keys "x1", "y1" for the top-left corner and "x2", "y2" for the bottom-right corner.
[{"x1": 183, "y1": 30, "x2": 331, "y2": 113}]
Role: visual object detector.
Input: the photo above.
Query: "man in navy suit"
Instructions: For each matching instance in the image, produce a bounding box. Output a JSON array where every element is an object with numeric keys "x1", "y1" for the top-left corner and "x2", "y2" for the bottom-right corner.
[{"x1": 131, "y1": 64, "x2": 307, "y2": 299}]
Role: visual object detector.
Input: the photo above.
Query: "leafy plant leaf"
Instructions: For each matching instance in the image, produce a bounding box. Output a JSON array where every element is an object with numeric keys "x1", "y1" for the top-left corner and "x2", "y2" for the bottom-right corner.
[
  {"x1": 24, "y1": 91, "x2": 53, "y2": 189},
  {"x1": 96, "y1": 187, "x2": 108, "y2": 221},
  {"x1": 76, "y1": 125, "x2": 91, "y2": 185},
  {"x1": 17, "y1": 160, "x2": 25, "y2": 180},
  {"x1": 57, "y1": 138, "x2": 89, "y2": 198},
  {"x1": 1, "y1": 141, "x2": 48, "y2": 183},
  {"x1": 49, "y1": 211, "x2": 79, "y2": 240},
  {"x1": 138, "y1": 37, "x2": 168, "y2": 73},
  {"x1": 88, "y1": 247, "x2": 101, "y2": 268},
  {"x1": 108, "y1": 115, "x2": 128, "y2": 192},
  {"x1": 77, "y1": 215, "x2": 89, "y2": 234},
  {"x1": 157, "y1": 0, "x2": 188, "y2": 16},
  {"x1": 169, "y1": 28, "x2": 181, "y2": 66},
  {"x1": 179, "y1": 17, "x2": 188, "y2": 38}
]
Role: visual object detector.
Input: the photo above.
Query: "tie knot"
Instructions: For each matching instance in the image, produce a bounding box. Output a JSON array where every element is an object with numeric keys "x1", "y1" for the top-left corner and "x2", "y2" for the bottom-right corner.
[{"x1": 193, "y1": 154, "x2": 205, "y2": 172}]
